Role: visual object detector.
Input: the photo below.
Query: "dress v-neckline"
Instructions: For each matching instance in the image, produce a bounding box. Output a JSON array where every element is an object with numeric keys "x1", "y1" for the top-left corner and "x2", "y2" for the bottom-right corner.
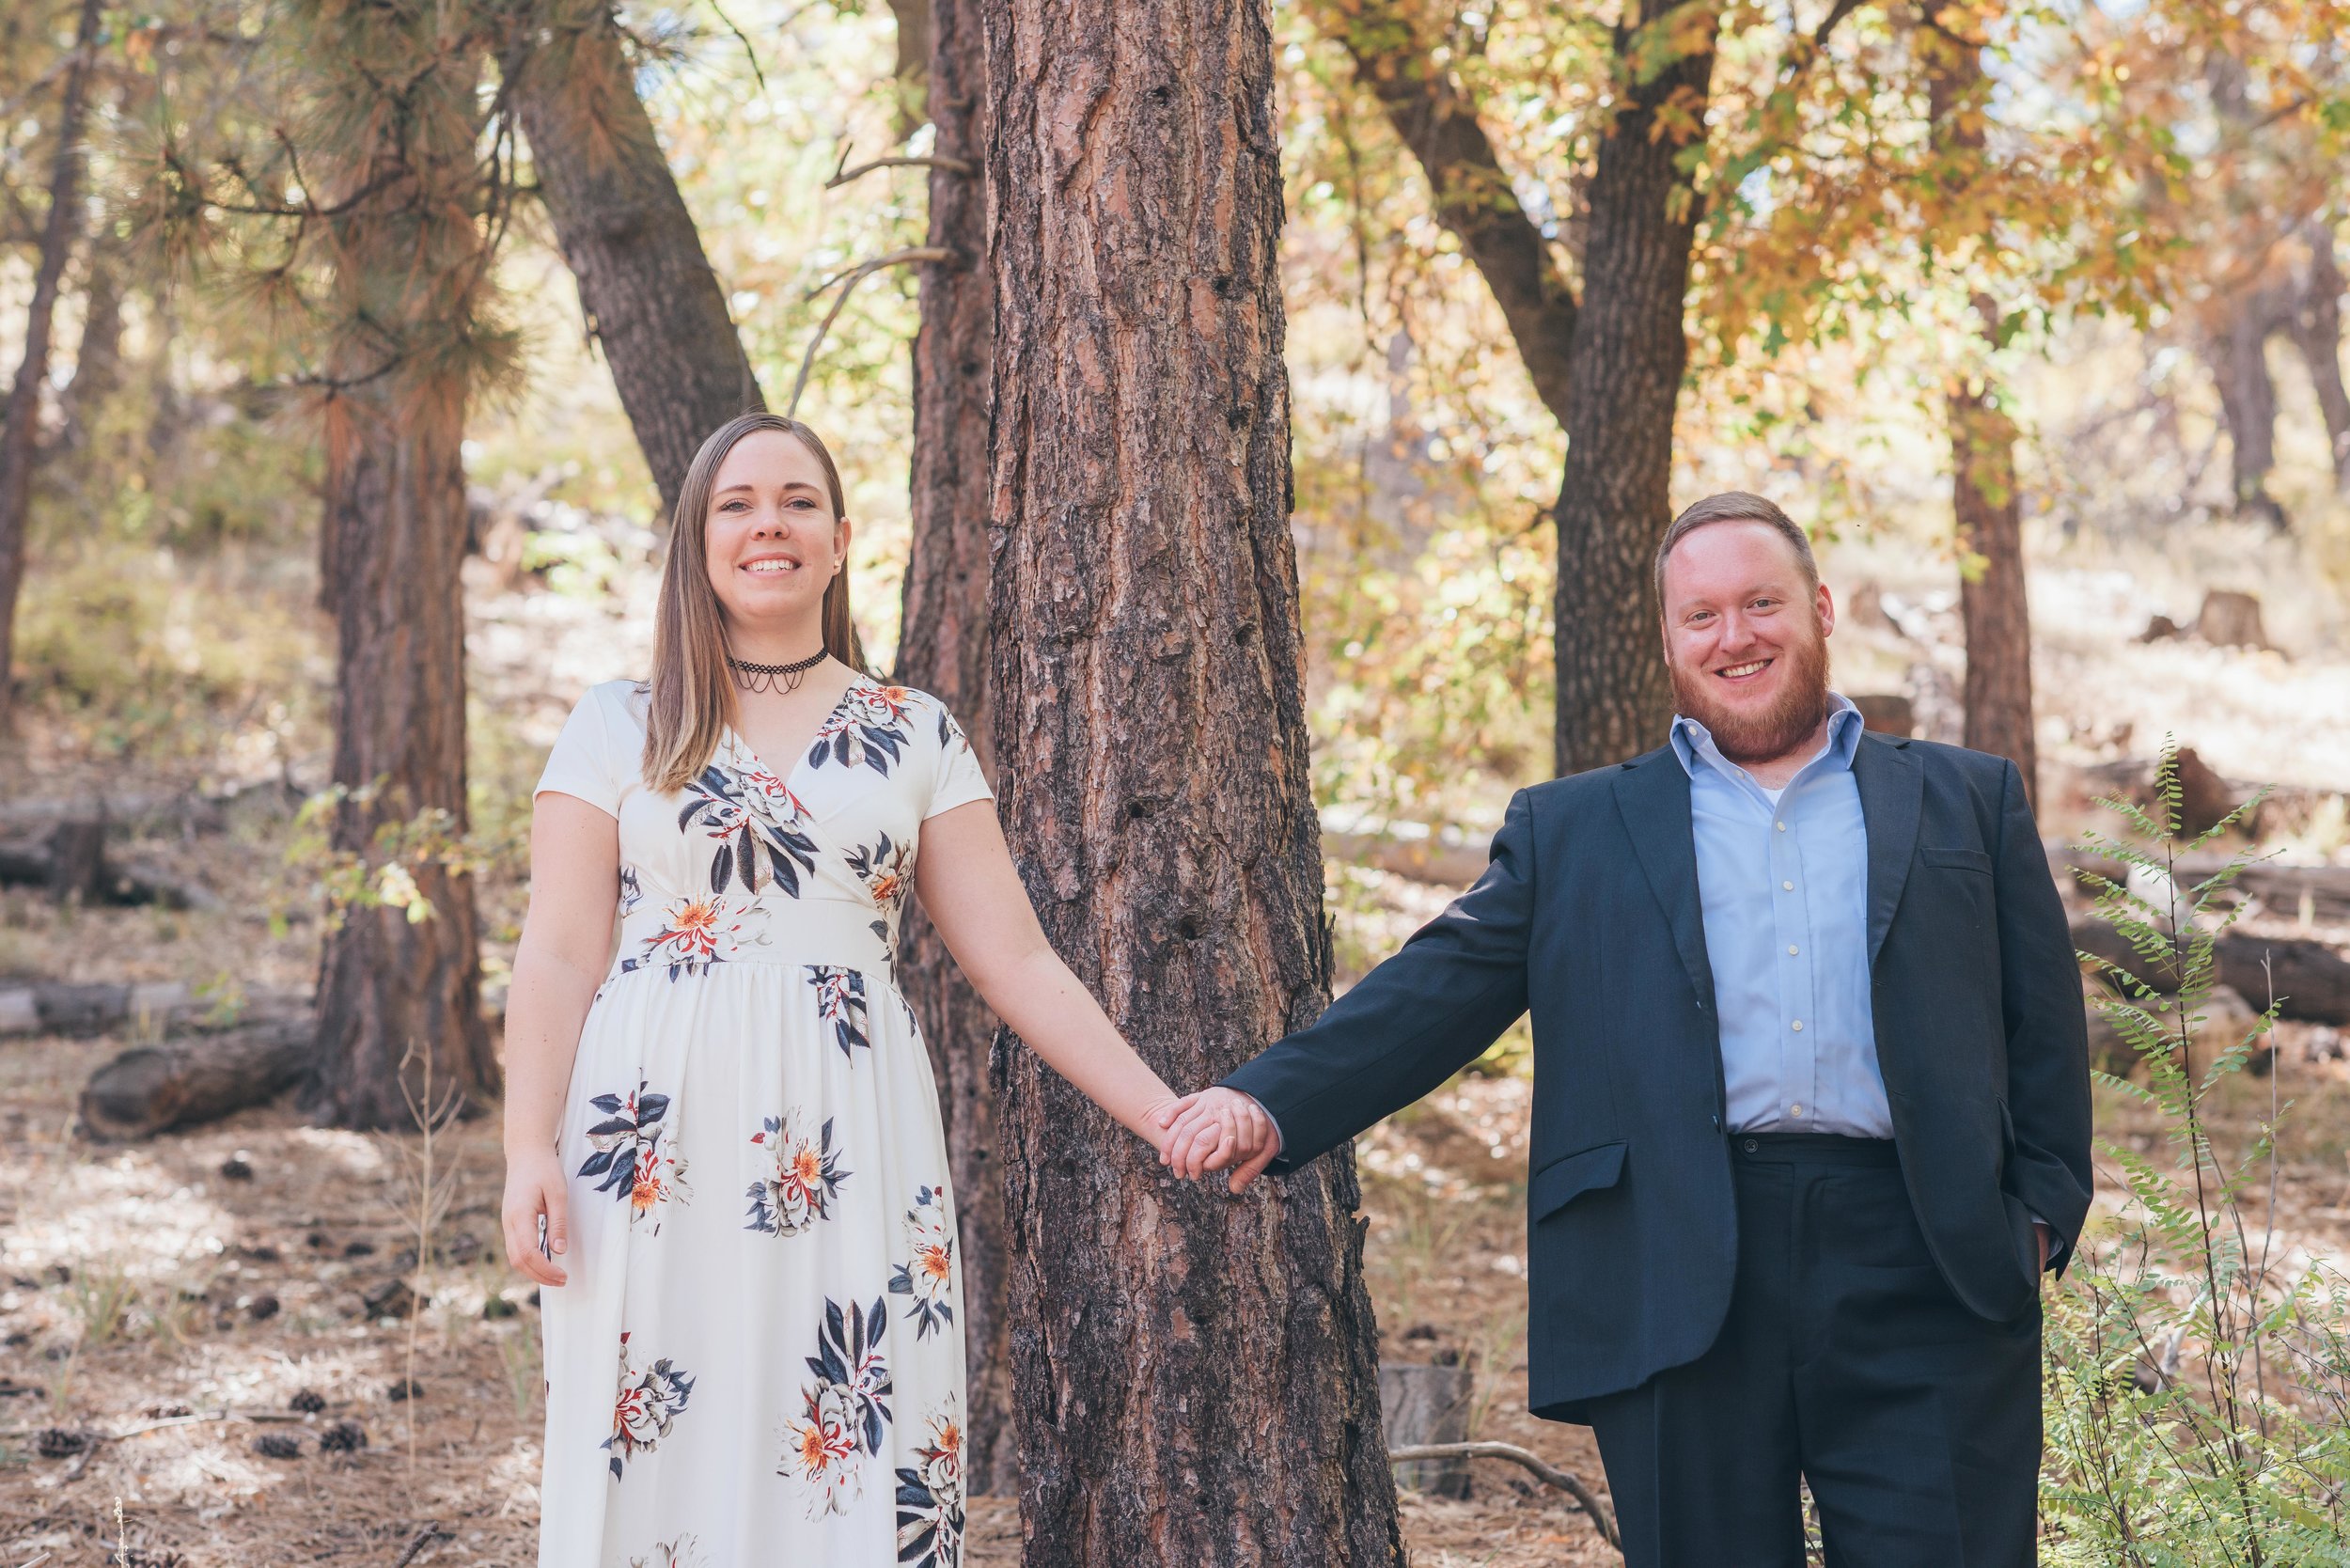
[{"x1": 723, "y1": 672, "x2": 873, "y2": 792}]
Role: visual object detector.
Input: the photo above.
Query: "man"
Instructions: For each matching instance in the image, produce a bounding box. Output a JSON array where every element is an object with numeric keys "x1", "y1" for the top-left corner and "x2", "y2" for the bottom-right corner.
[{"x1": 1164, "y1": 493, "x2": 2092, "y2": 1566}]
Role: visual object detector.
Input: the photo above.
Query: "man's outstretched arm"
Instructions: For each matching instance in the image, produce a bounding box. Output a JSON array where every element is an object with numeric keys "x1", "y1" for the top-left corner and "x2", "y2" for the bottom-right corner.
[{"x1": 1169, "y1": 788, "x2": 1540, "y2": 1187}]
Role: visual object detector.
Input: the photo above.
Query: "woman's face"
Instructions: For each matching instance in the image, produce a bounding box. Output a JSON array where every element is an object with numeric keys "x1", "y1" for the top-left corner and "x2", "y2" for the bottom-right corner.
[{"x1": 702, "y1": 429, "x2": 852, "y2": 634}]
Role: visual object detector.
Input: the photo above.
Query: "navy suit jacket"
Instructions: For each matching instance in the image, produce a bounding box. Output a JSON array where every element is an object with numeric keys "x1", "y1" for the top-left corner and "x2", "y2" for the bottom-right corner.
[{"x1": 1223, "y1": 733, "x2": 2093, "y2": 1418}]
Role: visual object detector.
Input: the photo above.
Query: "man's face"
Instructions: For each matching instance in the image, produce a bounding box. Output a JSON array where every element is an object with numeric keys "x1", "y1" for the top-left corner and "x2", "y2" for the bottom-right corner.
[{"x1": 1658, "y1": 519, "x2": 1836, "y2": 765}]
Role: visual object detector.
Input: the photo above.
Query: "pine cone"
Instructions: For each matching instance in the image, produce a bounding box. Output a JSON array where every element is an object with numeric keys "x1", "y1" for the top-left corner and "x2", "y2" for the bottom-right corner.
[
  {"x1": 289, "y1": 1388, "x2": 327, "y2": 1414},
  {"x1": 35, "y1": 1427, "x2": 90, "y2": 1459},
  {"x1": 251, "y1": 1433, "x2": 302, "y2": 1460},
  {"x1": 319, "y1": 1420, "x2": 368, "y2": 1453}
]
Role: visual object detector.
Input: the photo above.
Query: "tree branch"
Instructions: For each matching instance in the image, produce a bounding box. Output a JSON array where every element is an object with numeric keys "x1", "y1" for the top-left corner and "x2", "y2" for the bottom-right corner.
[
  {"x1": 1387, "y1": 1441, "x2": 1620, "y2": 1548},
  {"x1": 826, "y1": 148, "x2": 977, "y2": 188},
  {"x1": 1309, "y1": 0, "x2": 1579, "y2": 429},
  {"x1": 786, "y1": 245, "x2": 957, "y2": 416}
]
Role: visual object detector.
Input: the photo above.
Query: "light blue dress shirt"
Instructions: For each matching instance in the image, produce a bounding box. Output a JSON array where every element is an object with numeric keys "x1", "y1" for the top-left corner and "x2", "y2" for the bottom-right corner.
[{"x1": 1670, "y1": 693, "x2": 1892, "y2": 1138}]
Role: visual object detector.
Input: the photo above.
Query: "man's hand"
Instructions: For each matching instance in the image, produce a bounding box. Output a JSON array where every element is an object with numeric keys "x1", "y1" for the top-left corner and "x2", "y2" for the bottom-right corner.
[
  {"x1": 1154, "y1": 1087, "x2": 1280, "y2": 1194},
  {"x1": 2036, "y1": 1220, "x2": 2051, "y2": 1274}
]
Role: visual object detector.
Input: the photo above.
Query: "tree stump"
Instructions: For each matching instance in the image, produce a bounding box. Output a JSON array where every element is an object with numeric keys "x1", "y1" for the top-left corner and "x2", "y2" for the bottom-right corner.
[
  {"x1": 2195, "y1": 589, "x2": 2269, "y2": 650},
  {"x1": 1380, "y1": 1362, "x2": 1474, "y2": 1499},
  {"x1": 1848, "y1": 693, "x2": 1916, "y2": 737}
]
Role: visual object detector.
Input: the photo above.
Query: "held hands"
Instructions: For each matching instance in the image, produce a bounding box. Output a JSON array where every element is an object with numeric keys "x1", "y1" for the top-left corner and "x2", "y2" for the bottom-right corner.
[{"x1": 1150, "y1": 1087, "x2": 1280, "y2": 1195}]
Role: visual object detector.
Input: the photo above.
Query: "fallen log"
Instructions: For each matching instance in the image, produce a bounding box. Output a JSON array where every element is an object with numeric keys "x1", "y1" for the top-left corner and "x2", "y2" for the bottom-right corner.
[
  {"x1": 77, "y1": 1011, "x2": 313, "y2": 1141},
  {"x1": 0, "y1": 820, "x2": 221, "y2": 909},
  {"x1": 0, "y1": 980, "x2": 196, "y2": 1037},
  {"x1": 2073, "y1": 917, "x2": 2350, "y2": 1025}
]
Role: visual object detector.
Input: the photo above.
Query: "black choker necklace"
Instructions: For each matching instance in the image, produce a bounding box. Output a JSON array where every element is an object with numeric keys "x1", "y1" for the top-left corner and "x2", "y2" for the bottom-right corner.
[{"x1": 728, "y1": 649, "x2": 828, "y2": 695}]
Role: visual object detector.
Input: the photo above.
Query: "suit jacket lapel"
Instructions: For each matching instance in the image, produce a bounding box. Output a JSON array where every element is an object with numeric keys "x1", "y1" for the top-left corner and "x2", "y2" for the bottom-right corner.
[
  {"x1": 1611, "y1": 748, "x2": 1717, "y2": 1014},
  {"x1": 1853, "y1": 732, "x2": 1922, "y2": 965}
]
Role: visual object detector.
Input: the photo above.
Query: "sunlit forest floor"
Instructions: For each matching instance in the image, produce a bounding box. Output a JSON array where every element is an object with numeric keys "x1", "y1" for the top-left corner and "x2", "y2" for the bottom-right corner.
[{"x1": 4, "y1": 526, "x2": 2348, "y2": 1565}]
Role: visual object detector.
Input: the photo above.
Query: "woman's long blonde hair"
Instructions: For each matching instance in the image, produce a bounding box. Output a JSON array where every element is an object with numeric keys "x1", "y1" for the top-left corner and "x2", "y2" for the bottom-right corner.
[{"x1": 641, "y1": 414, "x2": 870, "y2": 793}]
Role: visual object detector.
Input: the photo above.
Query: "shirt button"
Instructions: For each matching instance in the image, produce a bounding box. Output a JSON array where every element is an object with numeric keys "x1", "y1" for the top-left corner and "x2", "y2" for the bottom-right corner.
[
  {"x1": 1776, "y1": 821, "x2": 1787, "y2": 831},
  {"x1": 1781, "y1": 880, "x2": 1794, "y2": 891},
  {"x1": 1787, "y1": 944, "x2": 1799, "y2": 955},
  {"x1": 1790, "y1": 1103, "x2": 1805, "y2": 1117},
  {"x1": 1792, "y1": 1019, "x2": 1805, "y2": 1031}
]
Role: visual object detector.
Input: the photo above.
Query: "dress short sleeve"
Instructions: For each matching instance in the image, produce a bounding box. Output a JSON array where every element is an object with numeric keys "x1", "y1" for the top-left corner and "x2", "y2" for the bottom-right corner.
[
  {"x1": 535, "y1": 683, "x2": 625, "y2": 818},
  {"x1": 924, "y1": 702, "x2": 995, "y2": 821}
]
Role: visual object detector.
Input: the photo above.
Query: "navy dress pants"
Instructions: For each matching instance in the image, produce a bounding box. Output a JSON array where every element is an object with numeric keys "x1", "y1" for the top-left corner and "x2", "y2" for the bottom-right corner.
[{"x1": 1582, "y1": 1134, "x2": 2042, "y2": 1568}]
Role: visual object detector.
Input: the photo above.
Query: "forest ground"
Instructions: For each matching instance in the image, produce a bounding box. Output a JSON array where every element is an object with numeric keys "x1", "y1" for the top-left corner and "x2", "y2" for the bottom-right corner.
[{"x1": 3, "y1": 528, "x2": 2347, "y2": 1567}]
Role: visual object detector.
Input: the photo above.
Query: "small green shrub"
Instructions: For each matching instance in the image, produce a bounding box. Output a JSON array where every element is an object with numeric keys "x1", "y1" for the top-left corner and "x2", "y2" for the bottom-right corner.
[{"x1": 2041, "y1": 743, "x2": 2350, "y2": 1563}]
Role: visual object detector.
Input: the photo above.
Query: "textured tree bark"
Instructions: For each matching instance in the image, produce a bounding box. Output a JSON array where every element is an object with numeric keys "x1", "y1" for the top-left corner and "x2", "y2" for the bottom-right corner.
[
  {"x1": 508, "y1": 0, "x2": 764, "y2": 519},
  {"x1": 0, "y1": 0, "x2": 102, "y2": 734},
  {"x1": 303, "y1": 1, "x2": 501, "y2": 1130},
  {"x1": 1925, "y1": 9, "x2": 2036, "y2": 801},
  {"x1": 985, "y1": 0, "x2": 1402, "y2": 1560},
  {"x1": 885, "y1": 0, "x2": 1016, "y2": 1499},
  {"x1": 1949, "y1": 357, "x2": 2037, "y2": 805},
  {"x1": 1550, "y1": 9, "x2": 1720, "y2": 776}
]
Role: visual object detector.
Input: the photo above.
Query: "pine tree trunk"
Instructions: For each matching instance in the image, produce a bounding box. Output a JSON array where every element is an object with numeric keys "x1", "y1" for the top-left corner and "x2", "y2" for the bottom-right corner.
[
  {"x1": 1550, "y1": 9, "x2": 1719, "y2": 776},
  {"x1": 1926, "y1": 11, "x2": 2036, "y2": 801},
  {"x1": 886, "y1": 0, "x2": 1014, "y2": 1499},
  {"x1": 302, "y1": 1, "x2": 500, "y2": 1130},
  {"x1": 0, "y1": 0, "x2": 102, "y2": 734},
  {"x1": 984, "y1": 0, "x2": 1402, "y2": 1561},
  {"x1": 509, "y1": 0, "x2": 763, "y2": 519},
  {"x1": 1950, "y1": 356, "x2": 2037, "y2": 805}
]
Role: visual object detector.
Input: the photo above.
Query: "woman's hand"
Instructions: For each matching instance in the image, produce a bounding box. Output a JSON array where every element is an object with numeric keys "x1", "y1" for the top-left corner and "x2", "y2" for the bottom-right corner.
[
  {"x1": 502, "y1": 1147, "x2": 571, "y2": 1288},
  {"x1": 1156, "y1": 1087, "x2": 1279, "y2": 1194}
]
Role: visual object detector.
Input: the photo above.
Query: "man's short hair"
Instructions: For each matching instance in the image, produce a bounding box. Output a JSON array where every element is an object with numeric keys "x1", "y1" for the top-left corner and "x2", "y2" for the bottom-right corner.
[{"x1": 1653, "y1": 492, "x2": 1819, "y2": 610}]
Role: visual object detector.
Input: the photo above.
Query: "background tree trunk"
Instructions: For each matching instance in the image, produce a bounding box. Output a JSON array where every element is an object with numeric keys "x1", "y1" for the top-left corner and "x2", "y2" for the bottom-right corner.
[
  {"x1": 1550, "y1": 8, "x2": 1720, "y2": 775},
  {"x1": 984, "y1": 0, "x2": 1403, "y2": 1560},
  {"x1": 1926, "y1": 9, "x2": 2037, "y2": 801},
  {"x1": 0, "y1": 0, "x2": 103, "y2": 734},
  {"x1": 885, "y1": 0, "x2": 1015, "y2": 1499},
  {"x1": 509, "y1": 0, "x2": 764, "y2": 520},
  {"x1": 1949, "y1": 345, "x2": 2038, "y2": 802},
  {"x1": 302, "y1": 0, "x2": 501, "y2": 1130},
  {"x1": 2285, "y1": 224, "x2": 2350, "y2": 492}
]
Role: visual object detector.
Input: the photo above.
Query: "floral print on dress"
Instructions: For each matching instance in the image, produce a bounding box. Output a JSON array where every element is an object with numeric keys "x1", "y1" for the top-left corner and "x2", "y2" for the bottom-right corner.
[
  {"x1": 895, "y1": 1400, "x2": 965, "y2": 1568},
  {"x1": 618, "y1": 862, "x2": 645, "y2": 916},
  {"x1": 746, "y1": 1111, "x2": 850, "y2": 1236},
  {"x1": 628, "y1": 1535, "x2": 705, "y2": 1568},
  {"x1": 887, "y1": 1185, "x2": 955, "y2": 1341},
  {"x1": 808, "y1": 964, "x2": 872, "y2": 1058},
  {"x1": 679, "y1": 763, "x2": 822, "y2": 899},
  {"x1": 846, "y1": 830, "x2": 914, "y2": 911},
  {"x1": 808, "y1": 682, "x2": 920, "y2": 775},
  {"x1": 579, "y1": 1082, "x2": 689, "y2": 1229},
  {"x1": 779, "y1": 1296, "x2": 894, "y2": 1517},
  {"x1": 605, "y1": 1331, "x2": 695, "y2": 1482},
  {"x1": 620, "y1": 894, "x2": 767, "y2": 980}
]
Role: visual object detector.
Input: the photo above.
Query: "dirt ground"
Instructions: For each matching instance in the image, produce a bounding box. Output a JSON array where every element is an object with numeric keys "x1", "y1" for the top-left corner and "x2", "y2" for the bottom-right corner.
[{"x1": 8, "y1": 996, "x2": 2349, "y2": 1568}]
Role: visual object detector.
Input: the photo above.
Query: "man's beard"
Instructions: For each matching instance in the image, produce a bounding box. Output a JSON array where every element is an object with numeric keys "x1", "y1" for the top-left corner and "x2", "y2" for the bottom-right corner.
[{"x1": 1668, "y1": 617, "x2": 1833, "y2": 765}]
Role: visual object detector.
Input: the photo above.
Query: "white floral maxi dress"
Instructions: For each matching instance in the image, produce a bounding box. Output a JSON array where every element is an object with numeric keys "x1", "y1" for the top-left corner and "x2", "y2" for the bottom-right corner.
[{"x1": 532, "y1": 676, "x2": 988, "y2": 1568}]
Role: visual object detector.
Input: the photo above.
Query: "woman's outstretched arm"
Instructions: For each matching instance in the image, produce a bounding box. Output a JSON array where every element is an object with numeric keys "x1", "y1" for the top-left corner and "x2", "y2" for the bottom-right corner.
[
  {"x1": 499, "y1": 792, "x2": 622, "y2": 1287},
  {"x1": 912, "y1": 799, "x2": 1197, "y2": 1158}
]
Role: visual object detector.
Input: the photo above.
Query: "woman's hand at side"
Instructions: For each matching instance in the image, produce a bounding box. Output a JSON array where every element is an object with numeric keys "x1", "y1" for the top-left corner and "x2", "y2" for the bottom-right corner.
[
  {"x1": 503, "y1": 1147, "x2": 572, "y2": 1288},
  {"x1": 500, "y1": 790, "x2": 623, "y2": 1287}
]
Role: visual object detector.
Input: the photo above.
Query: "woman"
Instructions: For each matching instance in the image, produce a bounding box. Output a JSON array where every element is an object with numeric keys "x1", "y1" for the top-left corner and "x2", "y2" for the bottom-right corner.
[{"x1": 500, "y1": 413, "x2": 1268, "y2": 1567}]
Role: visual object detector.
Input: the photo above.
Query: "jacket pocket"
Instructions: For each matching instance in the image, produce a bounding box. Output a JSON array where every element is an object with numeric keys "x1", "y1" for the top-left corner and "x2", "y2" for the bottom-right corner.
[
  {"x1": 1921, "y1": 845, "x2": 1994, "y2": 874},
  {"x1": 1528, "y1": 1141, "x2": 1627, "y2": 1221}
]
